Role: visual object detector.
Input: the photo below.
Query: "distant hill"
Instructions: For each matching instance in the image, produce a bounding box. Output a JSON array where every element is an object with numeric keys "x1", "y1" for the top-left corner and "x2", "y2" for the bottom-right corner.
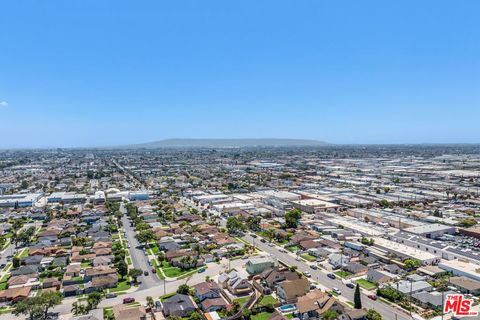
[{"x1": 117, "y1": 138, "x2": 329, "y2": 149}]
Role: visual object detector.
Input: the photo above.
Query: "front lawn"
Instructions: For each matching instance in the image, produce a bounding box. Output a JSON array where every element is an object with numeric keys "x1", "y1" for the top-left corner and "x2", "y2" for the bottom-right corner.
[
  {"x1": 285, "y1": 245, "x2": 299, "y2": 253},
  {"x1": 300, "y1": 253, "x2": 316, "y2": 262},
  {"x1": 251, "y1": 312, "x2": 274, "y2": 320},
  {"x1": 334, "y1": 271, "x2": 352, "y2": 278},
  {"x1": 355, "y1": 279, "x2": 376, "y2": 290},
  {"x1": 80, "y1": 261, "x2": 92, "y2": 268},
  {"x1": 109, "y1": 277, "x2": 131, "y2": 293}
]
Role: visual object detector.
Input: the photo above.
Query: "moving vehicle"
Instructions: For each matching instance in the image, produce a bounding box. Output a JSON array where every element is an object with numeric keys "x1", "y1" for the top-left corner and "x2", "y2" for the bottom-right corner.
[
  {"x1": 327, "y1": 273, "x2": 336, "y2": 279},
  {"x1": 152, "y1": 268, "x2": 157, "y2": 273},
  {"x1": 368, "y1": 294, "x2": 377, "y2": 300},
  {"x1": 310, "y1": 265, "x2": 318, "y2": 270},
  {"x1": 346, "y1": 283, "x2": 355, "y2": 289},
  {"x1": 106, "y1": 293, "x2": 117, "y2": 299},
  {"x1": 198, "y1": 268, "x2": 206, "y2": 273},
  {"x1": 303, "y1": 272, "x2": 312, "y2": 277},
  {"x1": 144, "y1": 270, "x2": 149, "y2": 276}
]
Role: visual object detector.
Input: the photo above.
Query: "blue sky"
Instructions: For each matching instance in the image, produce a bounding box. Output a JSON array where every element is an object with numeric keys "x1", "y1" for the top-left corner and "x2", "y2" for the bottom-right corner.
[{"x1": 0, "y1": 1, "x2": 479, "y2": 148}]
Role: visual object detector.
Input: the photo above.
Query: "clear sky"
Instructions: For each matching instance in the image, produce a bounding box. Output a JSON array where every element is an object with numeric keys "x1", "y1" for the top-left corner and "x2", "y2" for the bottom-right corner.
[{"x1": 0, "y1": 1, "x2": 479, "y2": 148}]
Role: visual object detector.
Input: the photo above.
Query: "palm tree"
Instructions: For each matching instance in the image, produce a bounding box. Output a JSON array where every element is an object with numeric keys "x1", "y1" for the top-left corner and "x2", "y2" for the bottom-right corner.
[{"x1": 146, "y1": 296, "x2": 154, "y2": 312}]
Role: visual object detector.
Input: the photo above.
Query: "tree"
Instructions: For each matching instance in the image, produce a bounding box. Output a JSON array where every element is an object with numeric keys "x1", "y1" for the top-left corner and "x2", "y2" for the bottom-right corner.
[
  {"x1": 285, "y1": 208, "x2": 302, "y2": 228},
  {"x1": 86, "y1": 292, "x2": 103, "y2": 310},
  {"x1": 136, "y1": 229, "x2": 155, "y2": 245},
  {"x1": 242, "y1": 309, "x2": 252, "y2": 320},
  {"x1": 189, "y1": 311, "x2": 203, "y2": 320},
  {"x1": 38, "y1": 291, "x2": 64, "y2": 319},
  {"x1": 226, "y1": 216, "x2": 246, "y2": 235},
  {"x1": 117, "y1": 259, "x2": 128, "y2": 280},
  {"x1": 322, "y1": 310, "x2": 338, "y2": 320},
  {"x1": 146, "y1": 296, "x2": 154, "y2": 310},
  {"x1": 129, "y1": 268, "x2": 143, "y2": 283},
  {"x1": 354, "y1": 283, "x2": 362, "y2": 309},
  {"x1": 177, "y1": 284, "x2": 191, "y2": 295},
  {"x1": 460, "y1": 218, "x2": 477, "y2": 227},
  {"x1": 71, "y1": 301, "x2": 88, "y2": 316},
  {"x1": 13, "y1": 298, "x2": 43, "y2": 320},
  {"x1": 158, "y1": 251, "x2": 166, "y2": 266},
  {"x1": 366, "y1": 309, "x2": 383, "y2": 320},
  {"x1": 12, "y1": 256, "x2": 20, "y2": 268},
  {"x1": 246, "y1": 216, "x2": 261, "y2": 231},
  {"x1": 403, "y1": 259, "x2": 421, "y2": 271},
  {"x1": 264, "y1": 228, "x2": 276, "y2": 243}
]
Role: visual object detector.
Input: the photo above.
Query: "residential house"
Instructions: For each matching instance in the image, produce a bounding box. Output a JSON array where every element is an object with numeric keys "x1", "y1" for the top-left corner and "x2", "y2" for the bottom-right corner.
[
  {"x1": 162, "y1": 294, "x2": 198, "y2": 318},
  {"x1": 218, "y1": 271, "x2": 251, "y2": 295},
  {"x1": 276, "y1": 278, "x2": 309, "y2": 302},
  {"x1": 246, "y1": 257, "x2": 276, "y2": 275}
]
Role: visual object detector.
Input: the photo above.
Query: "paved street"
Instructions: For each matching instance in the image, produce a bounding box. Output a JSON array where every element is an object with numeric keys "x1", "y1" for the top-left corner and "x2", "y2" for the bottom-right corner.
[
  {"x1": 121, "y1": 212, "x2": 162, "y2": 290},
  {"x1": 241, "y1": 233, "x2": 414, "y2": 320}
]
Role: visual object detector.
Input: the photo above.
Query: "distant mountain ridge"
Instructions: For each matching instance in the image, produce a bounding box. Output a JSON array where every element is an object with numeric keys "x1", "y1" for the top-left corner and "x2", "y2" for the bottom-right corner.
[{"x1": 117, "y1": 138, "x2": 329, "y2": 149}]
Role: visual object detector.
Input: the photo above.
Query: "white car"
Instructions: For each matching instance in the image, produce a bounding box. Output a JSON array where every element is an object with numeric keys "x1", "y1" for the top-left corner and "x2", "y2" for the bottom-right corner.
[{"x1": 333, "y1": 288, "x2": 341, "y2": 295}]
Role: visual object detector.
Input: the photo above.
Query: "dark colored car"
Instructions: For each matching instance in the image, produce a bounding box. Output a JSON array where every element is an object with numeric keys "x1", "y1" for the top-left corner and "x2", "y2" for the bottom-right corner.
[
  {"x1": 327, "y1": 273, "x2": 336, "y2": 279},
  {"x1": 123, "y1": 297, "x2": 135, "y2": 304},
  {"x1": 144, "y1": 270, "x2": 149, "y2": 276},
  {"x1": 346, "y1": 283, "x2": 355, "y2": 289}
]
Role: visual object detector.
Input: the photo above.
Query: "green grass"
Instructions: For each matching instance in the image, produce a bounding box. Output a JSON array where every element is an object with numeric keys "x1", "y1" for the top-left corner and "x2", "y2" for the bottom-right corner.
[
  {"x1": 103, "y1": 307, "x2": 114, "y2": 319},
  {"x1": 285, "y1": 314, "x2": 295, "y2": 319},
  {"x1": 257, "y1": 295, "x2": 278, "y2": 307},
  {"x1": 80, "y1": 261, "x2": 92, "y2": 268},
  {"x1": 234, "y1": 296, "x2": 250, "y2": 306},
  {"x1": 160, "y1": 264, "x2": 204, "y2": 279},
  {"x1": 151, "y1": 259, "x2": 165, "y2": 280},
  {"x1": 285, "y1": 245, "x2": 299, "y2": 253},
  {"x1": 355, "y1": 279, "x2": 376, "y2": 290},
  {"x1": 15, "y1": 249, "x2": 28, "y2": 259},
  {"x1": 127, "y1": 257, "x2": 132, "y2": 265},
  {"x1": 251, "y1": 312, "x2": 274, "y2": 320},
  {"x1": 334, "y1": 271, "x2": 352, "y2": 278},
  {"x1": 109, "y1": 277, "x2": 131, "y2": 293},
  {"x1": 160, "y1": 292, "x2": 176, "y2": 301},
  {"x1": 300, "y1": 253, "x2": 317, "y2": 262},
  {"x1": 149, "y1": 243, "x2": 159, "y2": 254},
  {"x1": 2, "y1": 263, "x2": 12, "y2": 273}
]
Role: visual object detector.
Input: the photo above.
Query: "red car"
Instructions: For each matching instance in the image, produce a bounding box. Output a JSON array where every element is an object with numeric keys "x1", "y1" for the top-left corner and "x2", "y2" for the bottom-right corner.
[
  {"x1": 123, "y1": 297, "x2": 135, "y2": 304},
  {"x1": 151, "y1": 268, "x2": 157, "y2": 273},
  {"x1": 368, "y1": 295, "x2": 377, "y2": 301}
]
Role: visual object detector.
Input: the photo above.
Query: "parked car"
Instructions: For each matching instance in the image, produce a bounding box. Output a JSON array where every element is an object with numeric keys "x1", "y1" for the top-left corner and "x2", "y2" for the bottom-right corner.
[
  {"x1": 106, "y1": 293, "x2": 117, "y2": 299},
  {"x1": 144, "y1": 270, "x2": 149, "y2": 276},
  {"x1": 260, "y1": 239, "x2": 266, "y2": 243},
  {"x1": 368, "y1": 295, "x2": 377, "y2": 301},
  {"x1": 333, "y1": 288, "x2": 341, "y2": 295},
  {"x1": 151, "y1": 268, "x2": 157, "y2": 273},
  {"x1": 251, "y1": 234, "x2": 257, "y2": 238},
  {"x1": 123, "y1": 297, "x2": 135, "y2": 304},
  {"x1": 198, "y1": 268, "x2": 206, "y2": 273},
  {"x1": 303, "y1": 272, "x2": 312, "y2": 277},
  {"x1": 155, "y1": 300, "x2": 161, "y2": 310},
  {"x1": 310, "y1": 265, "x2": 318, "y2": 270},
  {"x1": 346, "y1": 283, "x2": 355, "y2": 289},
  {"x1": 327, "y1": 273, "x2": 336, "y2": 279}
]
